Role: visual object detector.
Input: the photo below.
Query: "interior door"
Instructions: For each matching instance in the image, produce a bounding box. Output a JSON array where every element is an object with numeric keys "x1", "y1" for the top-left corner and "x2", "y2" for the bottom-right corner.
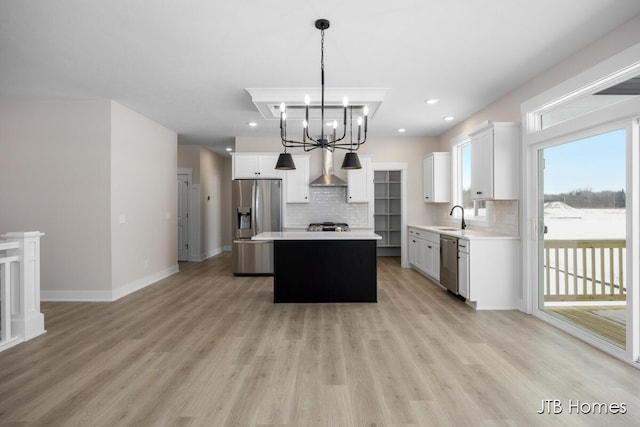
[{"x1": 177, "y1": 174, "x2": 190, "y2": 261}]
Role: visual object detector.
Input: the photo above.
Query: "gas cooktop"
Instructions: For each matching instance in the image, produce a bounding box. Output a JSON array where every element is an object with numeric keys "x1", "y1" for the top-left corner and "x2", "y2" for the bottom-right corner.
[{"x1": 307, "y1": 222, "x2": 350, "y2": 232}]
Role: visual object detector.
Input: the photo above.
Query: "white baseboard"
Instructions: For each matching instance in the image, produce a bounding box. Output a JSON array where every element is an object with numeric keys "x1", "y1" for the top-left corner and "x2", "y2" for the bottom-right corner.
[
  {"x1": 111, "y1": 265, "x2": 179, "y2": 301},
  {"x1": 41, "y1": 289, "x2": 113, "y2": 302},
  {"x1": 195, "y1": 247, "x2": 227, "y2": 261},
  {"x1": 41, "y1": 264, "x2": 180, "y2": 302}
]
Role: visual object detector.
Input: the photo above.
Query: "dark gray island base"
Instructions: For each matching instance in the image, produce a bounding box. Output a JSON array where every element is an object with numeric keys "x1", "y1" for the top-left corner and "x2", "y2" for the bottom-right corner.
[{"x1": 273, "y1": 239, "x2": 378, "y2": 303}]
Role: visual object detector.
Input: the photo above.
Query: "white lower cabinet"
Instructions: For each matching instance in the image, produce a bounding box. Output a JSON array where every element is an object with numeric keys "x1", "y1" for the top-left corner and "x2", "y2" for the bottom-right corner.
[
  {"x1": 409, "y1": 227, "x2": 519, "y2": 310},
  {"x1": 464, "y1": 238, "x2": 519, "y2": 309},
  {"x1": 408, "y1": 227, "x2": 439, "y2": 281}
]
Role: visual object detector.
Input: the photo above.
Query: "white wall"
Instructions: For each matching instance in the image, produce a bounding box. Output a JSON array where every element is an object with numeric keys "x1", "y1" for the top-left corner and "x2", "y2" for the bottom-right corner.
[
  {"x1": 0, "y1": 99, "x2": 178, "y2": 300},
  {"x1": 439, "y1": 15, "x2": 640, "y2": 144},
  {"x1": 110, "y1": 101, "x2": 178, "y2": 297},
  {"x1": 0, "y1": 99, "x2": 113, "y2": 295},
  {"x1": 177, "y1": 145, "x2": 201, "y2": 183}
]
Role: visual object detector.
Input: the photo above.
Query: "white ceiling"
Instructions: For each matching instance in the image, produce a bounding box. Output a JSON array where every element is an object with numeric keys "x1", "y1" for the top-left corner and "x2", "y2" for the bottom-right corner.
[{"x1": 2, "y1": 0, "x2": 640, "y2": 155}]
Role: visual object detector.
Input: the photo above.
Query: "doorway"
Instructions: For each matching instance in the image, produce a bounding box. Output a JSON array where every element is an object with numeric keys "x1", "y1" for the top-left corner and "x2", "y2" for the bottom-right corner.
[
  {"x1": 177, "y1": 172, "x2": 191, "y2": 261},
  {"x1": 372, "y1": 163, "x2": 408, "y2": 266},
  {"x1": 538, "y1": 128, "x2": 627, "y2": 348}
]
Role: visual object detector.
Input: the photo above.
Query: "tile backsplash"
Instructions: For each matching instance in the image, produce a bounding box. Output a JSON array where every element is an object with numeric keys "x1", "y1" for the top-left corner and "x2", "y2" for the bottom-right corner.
[
  {"x1": 437, "y1": 199, "x2": 520, "y2": 236},
  {"x1": 486, "y1": 200, "x2": 520, "y2": 236},
  {"x1": 286, "y1": 187, "x2": 369, "y2": 228}
]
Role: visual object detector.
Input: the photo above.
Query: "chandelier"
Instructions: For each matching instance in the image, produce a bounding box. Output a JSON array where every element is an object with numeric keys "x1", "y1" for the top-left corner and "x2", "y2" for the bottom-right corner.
[{"x1": 275, "y1": 19, "x2": 368, "y2": 171}]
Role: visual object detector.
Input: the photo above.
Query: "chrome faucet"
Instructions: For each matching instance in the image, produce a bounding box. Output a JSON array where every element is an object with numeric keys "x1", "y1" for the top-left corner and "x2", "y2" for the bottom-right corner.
[{"x1": 449, "y1": 205, "x2": 467, "y2": 230}]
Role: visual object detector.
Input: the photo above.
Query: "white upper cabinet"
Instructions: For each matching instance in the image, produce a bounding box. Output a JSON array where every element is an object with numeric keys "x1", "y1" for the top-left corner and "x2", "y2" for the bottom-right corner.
[
  {"x1": 285, "y1": 155, "x2": 310, "y2": 203},
  {"x1": 469, "y1": 122, "x2": 520, "y2": 200},
  {"x1": 423, "y1": 152, "x2": 450, "y2": 203},
  {"x1": 232, "y1": 153, "x2": 283, "y2": 179},
  {"x1": 347, "y1": 155, "x2": 372, "y2": 203}
]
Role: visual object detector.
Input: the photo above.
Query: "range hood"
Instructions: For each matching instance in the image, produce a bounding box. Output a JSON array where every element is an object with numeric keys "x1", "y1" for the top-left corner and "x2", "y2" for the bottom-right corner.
[{"x1": 310, "y1": 148, "x2": 347, "y2": 187}]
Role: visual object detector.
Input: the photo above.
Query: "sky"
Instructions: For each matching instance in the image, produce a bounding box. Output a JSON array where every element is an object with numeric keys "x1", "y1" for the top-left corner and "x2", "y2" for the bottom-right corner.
[{"x1": 543, "y1": 128, "x2": 626, "y2": 194}]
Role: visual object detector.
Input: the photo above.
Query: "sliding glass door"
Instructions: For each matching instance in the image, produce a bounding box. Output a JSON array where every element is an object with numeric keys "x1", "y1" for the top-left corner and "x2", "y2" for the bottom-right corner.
[{"x1": 538, "y1": 128, "x2": 627, "y2": 348}]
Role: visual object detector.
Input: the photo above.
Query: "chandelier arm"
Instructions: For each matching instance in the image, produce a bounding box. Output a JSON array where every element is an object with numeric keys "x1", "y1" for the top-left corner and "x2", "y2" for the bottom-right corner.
[
  {"x1": 281, "y1": 138, "x2": 312, "y2": 148},
  {"x1": 304, "y1": 125, "x2": 319, "y2": 144},
  {"x1": 332, "y1": 133, "x2": 367, "y2": 150},
  {"x1": 332, "y1": 142, "x2": 361, "y2": 150},
  {"x1": 303, "y1": 143, "x2": 322, "y2": 152}
]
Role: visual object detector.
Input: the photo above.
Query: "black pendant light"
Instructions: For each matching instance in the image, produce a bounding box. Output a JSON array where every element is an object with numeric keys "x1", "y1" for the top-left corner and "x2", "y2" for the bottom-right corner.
[
  {"x1": 275, "y1": 151, "x2": 296, "y2": 170},
  {"x1": 341, "y1": 152, "x2": 362, "y2": 169},
  {"x1": 275, "y1": 18, "x2": 368, "y2": 171}
]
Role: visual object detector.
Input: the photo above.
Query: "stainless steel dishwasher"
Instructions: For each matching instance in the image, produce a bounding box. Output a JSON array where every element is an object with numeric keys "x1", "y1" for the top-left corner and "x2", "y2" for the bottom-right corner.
[{"x1": 439, "y1": 235, "x2": 458, "y2": 294}]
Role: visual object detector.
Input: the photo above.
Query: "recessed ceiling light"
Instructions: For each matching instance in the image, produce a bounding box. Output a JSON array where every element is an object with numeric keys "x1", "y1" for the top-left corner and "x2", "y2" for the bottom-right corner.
[
  {"x1": 397, "y1": 128, "x2": 406, "y2": 133},
  {"x1": 443, "y1": 116, "x2": 454, "y2": 121},
  {"x1": 247, "y1": 122, "x2": 257, "y2": 127},
  {"x1": 226, "y1": 147, "x2": 233, "y2": 152},
  {"x1": 425, "y1": 98, "x2": 439, "y2": 105}
]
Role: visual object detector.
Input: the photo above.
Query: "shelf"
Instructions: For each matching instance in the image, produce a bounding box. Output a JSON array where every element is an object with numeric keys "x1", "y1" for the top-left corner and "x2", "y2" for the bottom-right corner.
[{"x1": 374, "y1": 170, "x2": 403, "y2": 251}]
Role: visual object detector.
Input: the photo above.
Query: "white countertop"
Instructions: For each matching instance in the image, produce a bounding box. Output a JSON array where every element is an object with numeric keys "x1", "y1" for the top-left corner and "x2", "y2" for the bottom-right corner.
[
  {"x1": 253, "y1": 231, "x2": 382, "y2": 241},
  {"x1": 409, "y1": 225, "x2": 519, "y2": 240}
]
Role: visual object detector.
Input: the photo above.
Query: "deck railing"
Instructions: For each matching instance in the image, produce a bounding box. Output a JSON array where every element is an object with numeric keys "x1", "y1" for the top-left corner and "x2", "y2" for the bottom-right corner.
[
  {"x1": 543, "y1": 239, "x2": 626, "y2": 302},
  {"x1": 0, "y1": 232, "x2": 46, "y2": 352}
]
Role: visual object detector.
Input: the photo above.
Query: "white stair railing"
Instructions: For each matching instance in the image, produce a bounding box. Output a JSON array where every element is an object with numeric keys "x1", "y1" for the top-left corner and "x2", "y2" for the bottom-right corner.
[{"x1": 0, "y1": 232, "x2": 46, "y2": 352}]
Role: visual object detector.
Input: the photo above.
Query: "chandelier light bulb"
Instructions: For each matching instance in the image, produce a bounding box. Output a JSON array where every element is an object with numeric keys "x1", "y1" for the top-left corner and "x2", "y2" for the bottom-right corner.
[
  {"x1": 343, "y1": 97, "x2": 349, "y2": 107},
  {"x1": 280, "y1": 102, "x2": 286, "y2": 112},
  {"x1": 282, "y1": 112, "x2": 287, "y2": 121},
  {"x1": 357, "y1": 116, "x2": 363, "y2": 126},
  {"x1": 363, "y1": 105, "x2": 369, "y2": 116},
  {"x1": 303, "y1": 120, "x2": 308, "y2": 128},
  {"x1": 304, "y1": 95, "x2": 311, "y2": 105},
  {"x1": 333, "y1": 120, "x2": 338, "y2": 129}
]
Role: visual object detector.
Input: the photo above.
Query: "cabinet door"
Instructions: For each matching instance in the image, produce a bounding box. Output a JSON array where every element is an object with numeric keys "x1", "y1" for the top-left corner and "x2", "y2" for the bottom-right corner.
[
  {"x1": 285, "y1": 155, "x2": 309, "y2": 203},
  {"x1": 423, "y1": 155, "x2": 434, "y2": 202},
  {"x1": 257, "y1": 154, "x2": 283, "y2": 179},
  {"x1": 409, "y1": 235, "x2": 419, "y2": 267},
  {"x1": 458, "y1": 249, "x2": 469, "y2": 299},
  {"x1": 233, "y1": 154, "x2": 259, "y2": 179},
  {"x1": 423, "y1": 240, "x2": 435, "y2": 276},
  {"x1": 471, "y1": 128, "x2": 494, "y2": 199},
  {"x1": 415, "y1": 237, "x2": 427, "y2": 272},
  {"x1": 347, "y1": 156, "x2": 371, "y2": 203},
  {"x1": 432, "y1": 243, "x2": 440, "y2": 280}
]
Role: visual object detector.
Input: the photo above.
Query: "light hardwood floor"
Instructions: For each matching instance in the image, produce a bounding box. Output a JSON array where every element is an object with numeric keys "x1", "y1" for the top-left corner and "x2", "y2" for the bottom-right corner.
[{"x1": 2, "y1": 253, "x2": 640, "y2": 426}]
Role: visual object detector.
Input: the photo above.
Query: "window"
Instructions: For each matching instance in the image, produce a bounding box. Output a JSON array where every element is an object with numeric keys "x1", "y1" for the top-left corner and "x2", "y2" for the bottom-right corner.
[{"x1": 454, "y1": 140, "x2": 486, "y2": 220}]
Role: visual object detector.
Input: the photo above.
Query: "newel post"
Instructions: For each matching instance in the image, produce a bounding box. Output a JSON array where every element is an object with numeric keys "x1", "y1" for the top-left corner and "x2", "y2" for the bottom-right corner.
[{"x1": 1, "y1": 231, "x2": 46, "y2": 340}]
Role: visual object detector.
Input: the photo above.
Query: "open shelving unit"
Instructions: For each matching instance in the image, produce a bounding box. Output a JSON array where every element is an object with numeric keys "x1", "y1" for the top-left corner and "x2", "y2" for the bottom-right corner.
[{"x1": 374, "y1": 170, "x2": 402, "y2": 256}]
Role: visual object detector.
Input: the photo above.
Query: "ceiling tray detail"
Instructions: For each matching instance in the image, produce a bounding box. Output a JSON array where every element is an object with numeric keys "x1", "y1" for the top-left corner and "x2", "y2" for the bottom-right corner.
[{"x1": 245, "y1": 88, "x2": 387, "y2": 121}]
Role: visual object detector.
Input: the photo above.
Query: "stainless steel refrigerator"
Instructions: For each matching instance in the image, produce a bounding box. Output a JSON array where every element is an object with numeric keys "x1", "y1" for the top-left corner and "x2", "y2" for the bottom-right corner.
[{"x1": 232, "y1": 179, "x2": 282, "y2": 275}]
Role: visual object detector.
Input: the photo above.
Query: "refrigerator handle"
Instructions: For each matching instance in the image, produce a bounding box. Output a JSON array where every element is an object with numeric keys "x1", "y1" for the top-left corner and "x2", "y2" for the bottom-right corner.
[{"x1": 253, "y1": 180, "x2": 260, "y2": 235}]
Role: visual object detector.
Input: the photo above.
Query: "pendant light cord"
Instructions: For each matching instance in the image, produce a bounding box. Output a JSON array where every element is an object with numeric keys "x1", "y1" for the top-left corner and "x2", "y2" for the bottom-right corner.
[{"x1": 320, "y1": 27, "x2": 325, "y2": 144}]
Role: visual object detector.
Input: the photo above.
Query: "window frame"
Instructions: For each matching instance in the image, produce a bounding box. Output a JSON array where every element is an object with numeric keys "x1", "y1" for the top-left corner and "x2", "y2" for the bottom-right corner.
[{"x1": 451, "y1": 135, "x2": 488, "y2": 225}]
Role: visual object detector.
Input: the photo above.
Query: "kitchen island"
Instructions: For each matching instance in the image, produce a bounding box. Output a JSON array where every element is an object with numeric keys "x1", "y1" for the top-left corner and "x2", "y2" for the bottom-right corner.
[{"x1": 253, "y1": 231, "x2": 381, "y2": 303}]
